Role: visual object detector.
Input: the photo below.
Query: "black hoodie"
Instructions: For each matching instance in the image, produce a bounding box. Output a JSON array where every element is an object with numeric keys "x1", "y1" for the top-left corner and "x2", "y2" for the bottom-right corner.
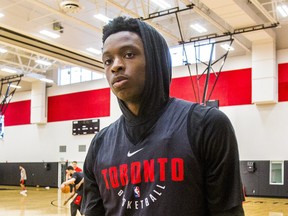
[
  {"x1": 83, "y1": 17, "x2": 244, "y2": 216},
  {"x1": 117, "y1": 19, "x2": 172, "y2": 144}
]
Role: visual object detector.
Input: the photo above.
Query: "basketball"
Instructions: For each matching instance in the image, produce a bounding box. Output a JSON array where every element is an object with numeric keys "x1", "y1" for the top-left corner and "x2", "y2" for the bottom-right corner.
[{"x1": 61, "y1": 184, "x2": 70, "y2": 193}]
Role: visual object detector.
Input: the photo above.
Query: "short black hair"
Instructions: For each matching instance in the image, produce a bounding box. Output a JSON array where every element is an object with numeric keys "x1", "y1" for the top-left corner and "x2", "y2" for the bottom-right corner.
[
  {"x1": 102, "y1": 16, "x2": 141, "y2": 43},
  {"x1": 66, "y1": 166, "x2": 74, "y2": 171}
]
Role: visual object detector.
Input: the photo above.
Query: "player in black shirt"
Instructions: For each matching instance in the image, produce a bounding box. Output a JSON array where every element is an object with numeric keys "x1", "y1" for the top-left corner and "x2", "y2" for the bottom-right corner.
[
  {"x1": 82, "y1": 16, "x2": 245, "y2": 216},
  {"x1": 61, "y1": 166, "x2": 84, "y2": 216}
]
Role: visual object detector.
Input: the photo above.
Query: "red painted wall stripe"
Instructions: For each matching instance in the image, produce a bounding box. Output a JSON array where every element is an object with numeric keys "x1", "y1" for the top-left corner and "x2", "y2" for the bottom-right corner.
[
  {"x1": 4, "y1": 100, "x2": 31, "y2": 126},
  {"x1": 47, "y1": 88, "x2": 110, "y2": 122},
  {"x1": 3, "y1": 64, "x2": 288, "y2": 126},
  {"x1": 278, "y1": 63, "x2": 288, "y2": 102},
  {"x1": 170, "y1": 68, "x2": 252, "y2": 106}
]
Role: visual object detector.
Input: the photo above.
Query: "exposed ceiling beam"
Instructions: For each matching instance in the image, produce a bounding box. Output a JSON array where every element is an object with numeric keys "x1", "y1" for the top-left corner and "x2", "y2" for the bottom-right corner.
[
  {"x1": 0, "y1": 26, "x2": 104, "y2": 72},
  {"x1": 185, "y1": 0, "x2": 252, "y2": 53},
  {"x1": 249, "y1": 0, "x2": 278, "y2": 24},
  {"x1": 106, "y1": 0, "x2": 180, "y2": 42},
  {"x1": 233, "y1": 0, "x2": 276, "y2": 40}
]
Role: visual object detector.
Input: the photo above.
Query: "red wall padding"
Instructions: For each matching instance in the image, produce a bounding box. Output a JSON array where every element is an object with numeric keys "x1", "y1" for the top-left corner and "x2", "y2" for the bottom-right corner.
[
  {"x1": 170, "y1": 68, "x2": 252, "y2": 106},
  {"x1": 4, "y1": 64, "x2": 288, "y2": 126},
  {"x1": 4, "y1": 100, "x2": 31, "y2": 126},
  {"x1": 278, "y1": 63, "x2": 288, "y2": 102},
  {"x1": 47, "y1": 88, "x2": 110, "y2": 122}
]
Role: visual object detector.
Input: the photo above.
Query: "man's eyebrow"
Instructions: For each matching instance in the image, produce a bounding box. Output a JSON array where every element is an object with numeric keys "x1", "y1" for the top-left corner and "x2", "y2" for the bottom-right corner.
[
  {"x1": 102, "y1": 50, "x2": 109, "y2": 57},
  {"x1": 102, "y1": 44, "x2": 139, "y2": 56},
  {"x1": 119, "y1": 45, "x2": 138, "y2": 53}
]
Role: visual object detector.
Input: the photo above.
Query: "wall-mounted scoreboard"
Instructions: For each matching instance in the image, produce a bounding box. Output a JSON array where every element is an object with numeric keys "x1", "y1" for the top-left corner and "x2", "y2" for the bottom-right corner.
[{"x1": 72, "y1": 119, "x2": 100, "y2": 135}]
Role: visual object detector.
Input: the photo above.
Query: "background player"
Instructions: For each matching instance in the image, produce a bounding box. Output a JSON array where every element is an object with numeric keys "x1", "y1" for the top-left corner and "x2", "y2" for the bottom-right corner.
[
  {"x1": 71, "y1": 161, "x2": 82, "y2": 172},
  {"x1": 61, "y1": 166, "x2": 84, "y2": 216},
  {"x1": 66, "y1": 161, "x2": 82, "y2": 193},
  {"x1": 19, "y1": 166, "x2": 27, "y2": 196}
]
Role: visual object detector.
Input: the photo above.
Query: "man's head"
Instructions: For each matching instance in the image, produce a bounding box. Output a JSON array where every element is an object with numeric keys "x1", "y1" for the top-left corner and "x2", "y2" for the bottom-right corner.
[
  {"x1": 66, "y1": 165, "x2": 74, "y2": 175},
  {"x1": 103, "y1": 17, "x2": 141, "y2": 44},
  {"x1": 102, "y1": 24, "x2": 146, "y2": 115},
  {"x1": 72, "y1": 161, "x2": 78, "y2": 168},
  {"x1": 102, "y1": 16, "x2": 172, "y2": 118}
]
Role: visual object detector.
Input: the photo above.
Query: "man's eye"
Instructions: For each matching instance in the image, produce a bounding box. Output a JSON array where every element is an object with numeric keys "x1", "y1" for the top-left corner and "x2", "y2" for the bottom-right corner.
[
  {"x1": 125, "y1": 52, "x2": 134, "y2": 58},
  {"x1": 104, "y1": 59, "x2": 112, "y2": 66}
]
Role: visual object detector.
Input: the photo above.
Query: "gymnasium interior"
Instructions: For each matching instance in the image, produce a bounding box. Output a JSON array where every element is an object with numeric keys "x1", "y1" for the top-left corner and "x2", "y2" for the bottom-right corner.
[{"x1": 0, "y1": 0, "x2": 288, "y2": 215}]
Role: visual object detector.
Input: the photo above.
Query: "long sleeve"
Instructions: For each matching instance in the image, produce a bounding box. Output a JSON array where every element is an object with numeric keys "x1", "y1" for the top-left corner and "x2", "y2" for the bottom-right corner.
[
  {"x1": 82, "y1": 135, "x2": 106, "y2": 216},
  {"x1": 188, "y1": 104, "x2": 244, "y2": 215}
]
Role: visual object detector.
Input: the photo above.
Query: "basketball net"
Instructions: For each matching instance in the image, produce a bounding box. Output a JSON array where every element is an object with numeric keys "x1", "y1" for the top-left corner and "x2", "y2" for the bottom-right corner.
[
  {"x1": 184, "y1": 34, "x2": 234, "y2": 105},
  {"x1": 0, "y1": 74, "x2": 23, "y2": 116}
]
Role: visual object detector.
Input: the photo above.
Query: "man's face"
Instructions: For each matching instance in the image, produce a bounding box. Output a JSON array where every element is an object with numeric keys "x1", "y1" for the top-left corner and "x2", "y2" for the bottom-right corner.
[
  {"x1": 66, "y1": 169, "x2": 73, "y2": 175},
  {"x1": 102, "y1": 31, "x2": 146, "y2": 106}
]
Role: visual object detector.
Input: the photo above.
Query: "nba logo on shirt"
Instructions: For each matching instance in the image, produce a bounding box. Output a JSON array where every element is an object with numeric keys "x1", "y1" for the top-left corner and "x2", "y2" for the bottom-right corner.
[{"x1": 133, "y1": 186, "x2": 141, "y2": 198}]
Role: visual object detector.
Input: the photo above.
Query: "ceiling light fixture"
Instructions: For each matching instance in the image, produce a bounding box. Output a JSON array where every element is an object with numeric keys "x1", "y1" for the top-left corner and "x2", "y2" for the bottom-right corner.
[
  {"x1": 1, "y1": 67, "x2": 18, "y2": 74},
  {"x1": 0, "y1": 13, "x2": 4, "y2": 18},
  {"x1": 0, "y1": 48, "x2": 7, "y2": 53},
  {"x1": 35, "y1": 59, "x2": 52, "y2": 66},
  {"x1": 151, "y1": 0, "x2": 171, "y2": 9},
  {"x1": 277, "y1": 5, "x2": 288, "y2": 17},
  {"x1": 9, "y1": 84, "x2": 21, "y2": 89},
  {"x1": 40, "y1": 30, "x2": 60, "y2": 39},
  {"x1": 190, "y1": 24, "x2": 207, "y2": 33},
  {"x1": 40, "y1": 78, "x2": 54, "y2": 83},
  {"x1": 94, "y1": 14, "x2": 112, "y2": 23},
  {"x1": 86, "y1": 48, "x2": 102, "y2": 55},
  {"x1": 221, "y1": 44, "x2": 234, "y2": 51}
]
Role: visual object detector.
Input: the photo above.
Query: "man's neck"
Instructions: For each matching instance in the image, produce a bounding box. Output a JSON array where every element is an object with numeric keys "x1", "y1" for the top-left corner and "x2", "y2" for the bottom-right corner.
[{"x1": 126, "y1": 103, "x2": 140, "y2": 116}]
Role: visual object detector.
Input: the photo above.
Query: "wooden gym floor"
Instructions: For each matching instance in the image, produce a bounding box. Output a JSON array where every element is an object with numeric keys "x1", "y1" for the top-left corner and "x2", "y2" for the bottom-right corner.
[{"x1": 1, "y1": 185, "x2": 288, "y2": 215}]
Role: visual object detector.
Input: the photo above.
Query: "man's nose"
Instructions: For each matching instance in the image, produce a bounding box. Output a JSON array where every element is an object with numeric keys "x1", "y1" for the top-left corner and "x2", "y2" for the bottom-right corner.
[{"x1": 111, "y1": 58, "x2": 124, "y2": 73}]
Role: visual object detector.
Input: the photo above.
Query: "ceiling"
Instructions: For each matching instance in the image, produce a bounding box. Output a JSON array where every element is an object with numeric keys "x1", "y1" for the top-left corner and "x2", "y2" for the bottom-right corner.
[{"x1": 0, "y1": 0, "x2": 287, "y2": 94}]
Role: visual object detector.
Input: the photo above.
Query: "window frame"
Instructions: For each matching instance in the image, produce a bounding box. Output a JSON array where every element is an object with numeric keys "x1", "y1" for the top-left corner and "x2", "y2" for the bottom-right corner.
[{"x1": 269, "y1": 161, "x2": 284, "y2": 185}]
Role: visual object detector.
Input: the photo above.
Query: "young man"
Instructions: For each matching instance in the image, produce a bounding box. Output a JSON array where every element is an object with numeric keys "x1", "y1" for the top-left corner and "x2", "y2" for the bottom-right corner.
[
  {"x1": 72, "y1": 161, "x2": 82, "y2": 172},
  {"x1": 19, "y1": 166, "x2": 27, "y2": 196},
  {"x1": 82, "y1": 16, "x2": 244, "y2": 216},
  {"x1": 66, "y1": 161, "x2": 83, "y2": 193},
  {"x1": 61, "y1": 166, "x2": 84, "y2": 216}
]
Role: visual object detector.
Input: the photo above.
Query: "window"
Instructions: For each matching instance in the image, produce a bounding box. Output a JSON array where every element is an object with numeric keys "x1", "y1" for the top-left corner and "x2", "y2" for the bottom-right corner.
[
  {"x1": 82, "y1": 68, "x2": 93, "y2": 82},
  {"x1": 58, "y1": 66, "x2": 105, "y2": 86},
  {"x1": 270, "y1": 161, "x2": 284, "y2": 185},
  {"x1": 169, "y1": 43, "x2": 215, "y2": 67},
  {"x1": 59, "y1": 68, "x2": 71, "y2": 85},
  {"x1": 70, "y1": 67, "x2": 81, "y2": 84}
]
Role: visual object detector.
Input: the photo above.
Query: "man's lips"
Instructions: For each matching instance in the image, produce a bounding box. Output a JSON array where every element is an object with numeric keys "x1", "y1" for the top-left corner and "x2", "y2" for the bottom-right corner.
[{"x1": 112, "y1": 76, "x2": 128, "y2": 88}]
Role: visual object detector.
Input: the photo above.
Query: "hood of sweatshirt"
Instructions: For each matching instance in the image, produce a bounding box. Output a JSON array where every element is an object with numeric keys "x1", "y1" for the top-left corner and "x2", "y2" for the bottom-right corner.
[
  {"x1": 103, "y1": 18, "x2": 172, "y2": 143},
  {"x1": 119, "y1": 19, "x2": 172, "y2": 118},
  {"x1": 118, "y1": 19, "x2": 172, "y2": 143}
]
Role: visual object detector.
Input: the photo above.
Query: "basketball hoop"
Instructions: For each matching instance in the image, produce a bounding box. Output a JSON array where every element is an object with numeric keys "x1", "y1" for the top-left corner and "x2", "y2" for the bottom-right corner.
[
  {"x1": 0, "y1": 74, "x2": 23, "y2": 116},
  {"x1": 190, "y1": 34, "x2": 234, "y2": 105}
]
